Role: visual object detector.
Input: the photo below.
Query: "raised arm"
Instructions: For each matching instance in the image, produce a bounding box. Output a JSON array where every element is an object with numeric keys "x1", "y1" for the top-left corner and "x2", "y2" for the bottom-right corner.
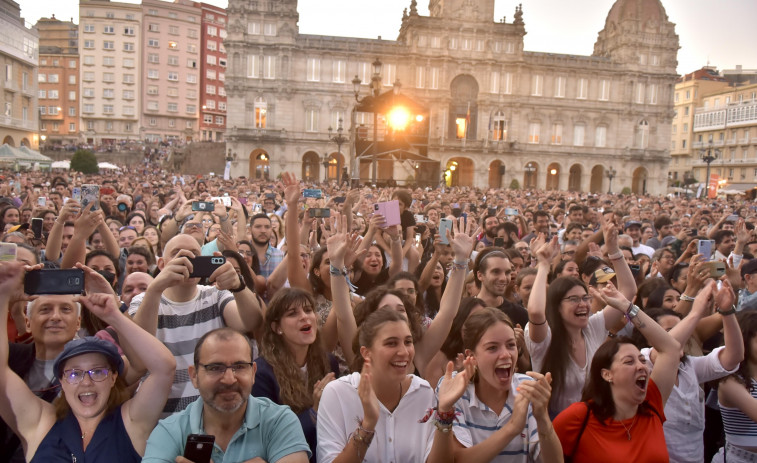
[
  {"x1": 61, "y1": 202, "x2": 102, "y2": 269},
  {"x1": 45, "y1": 199, "x2": 81, "y2": 262},
  {"x1": 326, "y1": 212, "x2": 358, "y2": 366},
  {"x1": 282, "y1": 172, "x2": 311, "y2": 291},
  {"x1": 415, "y1": 220, "x2": 477, "y2": 377},
  {"x1": 385, "y1": 224, "x2": 403, "y2": 278},
  {"x1": 211, "y1": 257, "x2": 264, "y2": 337},
  {"x1": 592, "y1": 282, "x2": 681, "y2": 405},
  {"x1": 131, "y1": 249, "x2": 193, "y2": 334},
  {"x1": 712, "y1": 280, "x2": 744, "y2": 371},
  {"x1": 601, "y1": 217, "x2": 636, "y2": 330},
  {"x1": 527, "y1": 235, "x2": 559, "y2": 343}
]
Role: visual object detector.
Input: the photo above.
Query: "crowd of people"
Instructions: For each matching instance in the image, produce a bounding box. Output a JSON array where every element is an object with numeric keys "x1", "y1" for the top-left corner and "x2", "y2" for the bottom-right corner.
[{"x1": 0, "y1": 163, "x2": 755, "y2": 463}]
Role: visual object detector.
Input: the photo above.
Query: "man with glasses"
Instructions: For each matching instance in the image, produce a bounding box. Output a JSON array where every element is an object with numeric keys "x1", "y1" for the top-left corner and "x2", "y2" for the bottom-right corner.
[{"x1": 142, "y1": 328, "x2": 310, "y2": 463}]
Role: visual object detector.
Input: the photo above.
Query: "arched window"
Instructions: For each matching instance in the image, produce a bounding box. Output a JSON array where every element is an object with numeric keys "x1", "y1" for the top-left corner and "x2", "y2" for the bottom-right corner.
[
  {"x1": 254, "y1": 97, "x2": 267, "y2": 128},
  {"x1": 491, "y1": 111, "x2": 507, "y2": 141}
]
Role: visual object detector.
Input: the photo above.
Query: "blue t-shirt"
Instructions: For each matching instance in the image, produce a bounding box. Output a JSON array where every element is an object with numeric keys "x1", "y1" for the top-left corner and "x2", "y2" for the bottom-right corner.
[{"x1": 142, "y1": 395, "x2": 310, "y2": 463}]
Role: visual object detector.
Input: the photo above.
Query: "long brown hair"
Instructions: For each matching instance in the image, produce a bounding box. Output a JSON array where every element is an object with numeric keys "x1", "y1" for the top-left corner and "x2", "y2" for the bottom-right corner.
[
  {"x1": 541, "y1": 276, "x2": 587, "y2": 415},
  {"x1": 354, "y1": 287, "x2": 423, "y2": 342},
  {"x1": 351, "y1": 307, "x2": 410, "y2": 372},
  {"x1": 462, "y1": 307, "x2": 514, "y2": 384},
  {"x1": 260, "y1": 288, "x2": 330, "y2": 414}
]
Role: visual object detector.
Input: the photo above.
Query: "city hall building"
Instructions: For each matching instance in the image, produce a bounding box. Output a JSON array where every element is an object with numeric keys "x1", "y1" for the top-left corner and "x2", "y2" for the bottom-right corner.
[{"x1": 224, "y1": 0, "x2": 679, "y2": 194}]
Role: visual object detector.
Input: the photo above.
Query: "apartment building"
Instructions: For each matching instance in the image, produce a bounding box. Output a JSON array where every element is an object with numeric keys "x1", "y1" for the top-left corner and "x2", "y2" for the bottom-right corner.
[
  {"x1": 692, "y1": 81, "x2": 757, "y2": 192},
  {"x1": 669, "y1": 67, "x2": 728, "y2": 185},
  {"x1": 198, "y1": 2, "x2": 226, "y2": 142},
  {"x1": 141, "y1": 0, "x2": 201, "y2": 142},
  {"x1": 36, "y1": 16, "x2": 80, "y2": 146},
  {"x1": 79, "y1": 0, "x2": 142, "y2": 145},
  {"x1": 0, "y1": 0, "x2": 38, "y2": 149}
]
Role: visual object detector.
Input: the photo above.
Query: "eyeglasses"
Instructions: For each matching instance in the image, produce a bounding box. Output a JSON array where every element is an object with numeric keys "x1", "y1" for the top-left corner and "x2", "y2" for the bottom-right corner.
[
  {"x1": 62, "y1": 368, "x2": 111, "y2": 384},
  {"x1": 239, "y1": 250, "x2": 253, "y2": 257},
  {"x1": 199, "y1": 362, "x2": 254, "y2": 377},
  {"x1": 183, "y1": 223, "x2": 203, "y2": 230},
  {"x1": 562, "y1": 295, "x2": 593, "y2": 305}
]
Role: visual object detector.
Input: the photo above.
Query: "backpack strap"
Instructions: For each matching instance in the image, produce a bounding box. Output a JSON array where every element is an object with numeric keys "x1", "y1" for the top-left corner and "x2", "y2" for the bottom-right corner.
[{"x1": 566, "y1": 403, "x2": 592, "y2": 462}]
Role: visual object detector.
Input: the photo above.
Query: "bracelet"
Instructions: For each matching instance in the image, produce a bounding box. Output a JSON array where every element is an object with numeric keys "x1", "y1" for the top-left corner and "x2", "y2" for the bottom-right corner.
[
  {"x1": 679, "y1": 294, "x2": 696, "y2": 302},
  {"x1": 528, "y1": 318, "x2": 548, "y2": 326},
  {"x1": 434, "y1": 420, "x2": 454, "y2": 433},
  {"x1": 607, "y1": 251, "x2": 624, "y2": 261},
  {"x1": 329, "y1": 264, "x2": 348, "y2": 277},
  {"x1": 229, "y1": 275, "x2": 246, "y2": 293},
  {"x1": 625, "y1": 303, "x2": 640, "y2": 324},
  {"x1": 451, "y1": 261, "x2": 467, "y2": 271},
  {"x1": 219, "y1": 213, "x2": 230, "y2": 222},
  {"x1": 716, "y1": 305, "x2": 737, "y2": 316}
]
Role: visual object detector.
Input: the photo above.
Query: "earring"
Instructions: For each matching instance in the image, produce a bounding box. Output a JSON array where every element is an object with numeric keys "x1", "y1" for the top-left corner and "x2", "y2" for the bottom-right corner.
[{"x1": 278, "y1": 331, "x2": 283, "y2": 335}]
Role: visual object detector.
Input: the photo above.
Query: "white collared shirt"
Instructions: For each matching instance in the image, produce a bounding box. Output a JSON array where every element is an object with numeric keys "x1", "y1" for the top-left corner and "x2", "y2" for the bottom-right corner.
[
  {"x1": 317, "y1": 372, "x2": 435, "y2": 463},
  {"x1": 641, "y1": 346, "x2": 736, "y2": 463}
]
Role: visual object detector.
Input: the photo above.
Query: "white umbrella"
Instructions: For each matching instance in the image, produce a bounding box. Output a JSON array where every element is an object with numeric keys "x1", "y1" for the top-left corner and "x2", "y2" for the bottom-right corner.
[
  {"x1": 97, "y1": 162, "x2": 120, "y2": 170},
  {"x1": 51, "y1": 160, "x2": 70, "y2": 169}
]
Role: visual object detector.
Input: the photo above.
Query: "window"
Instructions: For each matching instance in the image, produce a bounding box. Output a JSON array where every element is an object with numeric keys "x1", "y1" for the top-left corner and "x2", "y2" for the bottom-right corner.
[
  {"x1": 490, "y1": 71, "x2": 499, "y2": 93},
  {"x1": 528, "y1": 122, "x2": 540, "y2": 143},
  {"x1": 415, "y1": 66, "x2": 425, "y2": 89},
  {"x1": 83, "y1": 72, "x2": 95, "y2": 82},
  {"x1": 555, "y1": 76, "x2": 566, "y2": 98},
  {"x1": 248, "y1": 22, "x2": 260, "y2": 35},
  {"x1": 264, "y1": 56, "x2": 275, "y2": 79},
  {"x1": 637, "y1": 120, "x2": 649, "y2": 148},
  {"x1": 84, "y1": 40, "x2": 95, "y2": 49},
  {"x1": 167, "y1": 87, "x2": 178, "y2": 97},
  {"x1": 148, "y1": 23, "x2": 159, "y2": 32},
  {"x1": 103, "y1": 25, "x2": 114, "y2": 34},
  {"x1": 188, "y1": 89, "x2": 197, "y2": 99},
  {"x1": 207, "y1": 25, "x2": 217, "y2": 36},
  {"x1": 147, "y1": 101, "x2": 159, "y2": 111},
  {"x1": 148, "y1": 118, "x2": 156, "y2": 127},
  {"x1": 168, "y1": 72, "x2": 179, "y2": 81},
  {"x1": 123, "y1": 106, "x2": 134, "y2": 116},
  {"x1": 83, "y1": 55, "x2": 95, "y2": 65},
  {"x1": 683, "y1": 123, "x2": 688, "y2": 133},
  {"x1": 68, "y1": 75, "x2": 76, "y2": 85},
  {"x1": 684, "y1": 106, "x2": 690, "y2": 116},
  {"x1": 429, "y1": 67, "x2": 440, "y2": 90},
  {"x1": 148, "y1": 70, "x2": 159, "y2": 79},
  {"x1": 188, "y1": 44, "x2": 197, "y2": 53},
  {"x1": 123, "y1": 90, "x2": 134, "y2": 100},
  {"x1": 83, "y1": 104, "x2": 94, "y2": 113},
  {"x1": 103, "y1": 41, "x2": 114, "y2": 50},
  {"x1": 123, "y1": 58, "x2": 134, "y2": 68},
  {"x1": 206, "y1": 85, "x2": 216, "y2": 94},
  {"x1": 207, "y1": 69, "x2": 216, "y2": 80},
  {"x1": 531, "y1": 75, "x2": 542, "y2": 96},
  {"x1": 187, "y1": 74, "x2": 197, "y2": 84},
  {"x1": 573, "y1": 124, "x2": 585, "y2": 146},
  {"x1": 219, "y1": 72, "x2": 225, "y2": 81},
  {"x1": 147, "y1": 86, "x2": 158, "y2": 95},
  {"x1": 599, "y1": 79, "x2": 610, "y2": 101},
  {"x1": 168, "y1": 56, "x2": 179, "y2": 66},
  {"x1": 169, "y1": 25, "x2": 179, "y2": 35},
  {"x1": 462, "y1": 38, "x2": 472, "y2": 50},
  {"x1": 83, "y1": 88, "x2": 94, "y2": 97},
  {"x1": 38, "y1": 90, "x2": 46, "y2": 99},
  {"x1": 305, "y1": 108, "x2": 318, "y2": 132},
  {"x1": 448, "y1": 37, "x2": 457, "y2": 50},
  {"x1": 169, "y1": 41, "x2": 178, "y2": 50},
  {"x1": 648, "y1": 84, "x2": 657, "y2": 105},
  {"x1": 207, "y1": 55, "x2": 216, "y2": 65},
  {"x1": 205, "y1": 100, "x2": 215, "y2": 109},
  {"x1": 219, "y1": 102, "x2": 226, "y2": 111},
  {"x1": 167, "y1": 103, "x2": 178, "y2": 112},
  {"x1": 148, "y1": 54, "x2": 160, "y2": 64},
  {"x1": 264, "y1": 23, "x2": 276, "y2": 36},
  {"x1": 187, "y1": 59, "x2": 197, "y2": 69},
  {"x1": 307, "y1": 58, "x2": 320, "y2": 82},
  {"x1": 47, "y1": 90, "x2": 58, "y2": 99},
  {"x1": 204, "y1": 114, "x2": 214, "y2": 124},
  {"x1": 595, "y1": 126, "x2": 607, "y2": 147},
  {"x1": 255, "y1": 97, "x2": 267, "y2": 128},
  {"x1": 123, "y1": 42, "x2": 134, "y2": 52},
  {"x1": 491, "y1": 111, "x2": 507, "y2": 141},
  {"x1": 577, "y1": 78, "x2": 588, "y2": 99},
  {"x1": 148, "y1": 39, "x2": 159, "y2": 47},
  {"x1": 87, "y1": 121, "x2": 94, "y2": 130},
  {"x1": 551, "y1": 123, "x2": 563, "y2": 144},
  {"x1": 218, "y1": 87, "x2": 225, "y2": 96},
  {"x1": 219, "y1": 58, "x2": 226, "y2": 68},
  {"x1": 69, "y1": 123, "x2": 76, "y2": 132},
  {"x1": 503, "y1": 72, "x2": 512, "y2": 94},
  {"x1": 635, "y1": 83, "x2": 645, "y2": 104},
  {"x1": 215, "y1": 116, "x2": 224, "y2": 124},
  {"x1": 39, "y1": 106, "x2": 46, "y2": 115},
  {"x1": 84, "y1": 24, "x2": 95, "y2": 33},
  {"x1": 124, "y1": 26, "x2": 134, "y2": 36},
  {"x1": 382, "y1": 63, "x2": 396, "y2": 85},
  {"x1": 188, "y1": 29, "x2": 198, "y2": 39},
  {"x1": 333, "y1": 60, "x2": 346, "y2": 83},
  {"x1": 68, "y1": 107, "x2": 76, "y2": 116},
  {"x1": 103, "y1": 104, "x2": 114, "y2": 114},
  {"x1": 123, "y1": 74, "x2": 135, "y2": 84},
  {"x1": 103, "y1": 56, "x2": 115, "y2": 67},
  {"x1": 431, "y1": 36, "x2": 441, "y2": 48},
  {"x1": 68, "y1": 91, "x2": 76, "y2": 101},
  {"x1": 169, "y1": 119, "x2": 176, "y2": 128},
  {"x1": 69, "y1": 60, "x2": 76, "y2": 68},
  {"x1": 186, "y1": 104, "x2": 196, "y2": 114}
]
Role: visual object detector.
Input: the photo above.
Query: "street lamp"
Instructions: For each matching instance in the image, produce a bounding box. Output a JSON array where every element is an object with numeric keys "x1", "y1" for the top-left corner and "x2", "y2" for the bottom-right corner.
[
  {"x1": 351, "y1": 58, "x2": 383, "y2": 185},
  {"x1": 699, "y1": 143, "x2": 720, "y2": 197},
  {"x1": 606, "y1": 167, "x2": 617, "y2": 193},
  {"x1": 327, "y1": 117, "x2": 348, "y2": 183}
]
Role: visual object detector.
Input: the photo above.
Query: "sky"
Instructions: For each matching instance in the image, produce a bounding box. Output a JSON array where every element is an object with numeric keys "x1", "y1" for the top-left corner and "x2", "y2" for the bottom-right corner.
[{"x1": 16, "y1": 0, "x2": 757, "y2": 76}]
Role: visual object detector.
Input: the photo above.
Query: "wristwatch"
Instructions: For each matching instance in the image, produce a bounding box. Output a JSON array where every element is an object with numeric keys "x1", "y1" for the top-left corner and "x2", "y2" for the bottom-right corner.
[
  {"x1": 716, "y1": 305, "x2": 737, "y2": 316},
  {"x1": 625, "y1": 304, "x2": 640, "y2": 323},
  {"x1": 229, "y1": 275, "x2": 246, "y2": 293}
]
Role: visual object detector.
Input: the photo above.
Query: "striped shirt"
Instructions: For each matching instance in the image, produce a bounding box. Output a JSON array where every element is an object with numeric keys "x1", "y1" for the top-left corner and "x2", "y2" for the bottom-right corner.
[
  {"x1": 441, "y1": 372, "x2": 541, "y2": 462},
  {"x1": 129, "y1": 285, "x2": 233, "y2": 414},
  {"x1": 720, "y1": 378, "x2": 757, "y2": 447}
]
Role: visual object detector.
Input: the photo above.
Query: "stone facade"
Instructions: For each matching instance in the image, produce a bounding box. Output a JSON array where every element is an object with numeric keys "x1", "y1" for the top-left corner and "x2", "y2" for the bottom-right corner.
[{"x1": 224, "y1": 0, "x2": 679, "y2": 194}]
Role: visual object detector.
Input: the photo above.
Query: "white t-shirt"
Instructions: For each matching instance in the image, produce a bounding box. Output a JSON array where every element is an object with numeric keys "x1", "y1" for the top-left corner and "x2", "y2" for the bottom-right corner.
[
  {"x1": 525, "y1": 311, "x2": 607, "y2": 414},
  {"x1": 317, "y1": 372, "x2": 435, "y2": 463}
]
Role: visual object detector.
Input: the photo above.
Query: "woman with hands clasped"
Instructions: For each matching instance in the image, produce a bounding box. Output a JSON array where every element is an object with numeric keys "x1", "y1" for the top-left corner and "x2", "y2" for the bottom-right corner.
[
  {"x1": 553, "y1": 282, "x2": 681, "y2": 463},
  {"x1": 0, "y1": 261, "x2": 176, "y2": 462},
  {"x1": 426, "y1": 307, "x2": 563, "y2": 463}
]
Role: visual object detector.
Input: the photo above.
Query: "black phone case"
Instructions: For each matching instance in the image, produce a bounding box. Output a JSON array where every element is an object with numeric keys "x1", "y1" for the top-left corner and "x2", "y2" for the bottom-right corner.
[
  {"x1": 188, "y1": 256, "x2": 226, "y2": 278},
  {"x1": 184, "y1": 434, "x2": 214, "y2": 463},
  {"x1": 24, "y1": 269, "x2": 85, "y2": 295}
]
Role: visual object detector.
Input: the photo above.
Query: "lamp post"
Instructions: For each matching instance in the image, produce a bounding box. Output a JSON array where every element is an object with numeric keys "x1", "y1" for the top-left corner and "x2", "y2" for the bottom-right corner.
[
  {"x1": 327, "y1": 117, "x2": 348, "y2": 183},
  {"x1": 351, "y1": 58, "x2": 383, "y2": 185},
  {"x1": 699, "y1": 143, "x2": 720, "y2": 198},
  {"x1": 606, "y1": 167, "x2": 617, "y2": 193}
]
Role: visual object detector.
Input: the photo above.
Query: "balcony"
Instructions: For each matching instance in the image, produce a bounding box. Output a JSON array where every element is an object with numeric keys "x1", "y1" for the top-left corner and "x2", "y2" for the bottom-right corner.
[
  {"x1": 726, "y1": 139, "x2": 738, "y2": 146},
  {"x1": 713, "y1": 140, "x2": 725, "y2": 147},
  {"x1": 0, "y1": 116, "x2": 36, "y2": 130},
  {"x1": 739, "y1": 138, "x2": 750, "y2": 145}
]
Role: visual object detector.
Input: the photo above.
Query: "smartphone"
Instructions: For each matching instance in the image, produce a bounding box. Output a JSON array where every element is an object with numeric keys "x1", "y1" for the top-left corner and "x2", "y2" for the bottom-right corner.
[
  {"x1": 192, "y1": 201, "x2": 215, "y2": 212},
  {"x1": 414, "y1": 214, "x2": 426, "y2": 224},
  {"x1": 687, "y1": 228, "x2": 696, "y2": 236},
  {"x1": 252, "y1": 204, "x2": 262, "y2": 213},
  {"x1": 333, "y1": 196, "x2": 346, "y2": 204},
  {"x1": 629, "y1": 264, "x2": 641, "y2": 275},
  {"x1": 238, "y1": 197, "x2": 248, "y2": 205},
  {"x1": 488, "y1": 207, "x2": 497, "y2": 216},
  {"x1": 37, "y1": 196, "x2": 47, "y2": 207},
  {"x1": 461, "y1": 212, "x2": 468, "y2": 229},
  {"x1": 81, "y1": 184, "x2": 100, "y2": 211},
  {"x1": 374, "y1": 200, "x2": 401, "y2": 228},
  {"x1": 24, "y1": 269, "x2": 85, "y2": 295},
  {"x1": 727, "y1": 214, "x2": 739, "y2": 222},
  {"x1": 439, "y1": 218, "x2": 453, "y2": 245},
  {"x1": 184, "y1": 434, "x2": 215, "y2": 463},
  {"x1": 31, "y1": 218, "x2": 43, "y2": 239},
  {"x1": 265, "y1": 193, "x2": 276, "y2": 199},
  {"x1": 494, "y1": 237, "x2": 505, "y2": 248},
  {"x1": 309, "y1": 208, "x2": 331, "y2": 218},
  {"x1": 72, "y1": 187, "x2": 81, "y2": 202},
  {"x1": 505, "y1": 207, "x2": 518, "y2": 216},
  {"x1": 703, "y1": 261, "x2": 726, "y2": 278},
  {"x1": 188, "y1": 256, "x2": 226, "y2": 278},
  {"x1": 415, "y1": 233, "x2": 421, "y2": 246},
  {"x1": 303, "y1": 189, "x2": 323, "y2": 199},
  {"x1": 211, "y1": 196, "x2": 231, "y2": 207},
  {"x1": 697, "y1": 239, "x2": 714, "y2": 261},
  {"x1": 0, "y1": 243, "x2": 16, "y2": 262}
]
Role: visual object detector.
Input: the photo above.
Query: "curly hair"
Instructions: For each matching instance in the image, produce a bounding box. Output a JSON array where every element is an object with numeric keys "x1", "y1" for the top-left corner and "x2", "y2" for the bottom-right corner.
[{"x1": 259, "y1": 288, "x2": 331, "y2": 414}]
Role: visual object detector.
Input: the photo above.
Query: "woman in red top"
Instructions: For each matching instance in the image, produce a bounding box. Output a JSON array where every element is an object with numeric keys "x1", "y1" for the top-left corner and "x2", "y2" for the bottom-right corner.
[{"x1": 553, "y1": 282, "x2": 681, "y2": 463}]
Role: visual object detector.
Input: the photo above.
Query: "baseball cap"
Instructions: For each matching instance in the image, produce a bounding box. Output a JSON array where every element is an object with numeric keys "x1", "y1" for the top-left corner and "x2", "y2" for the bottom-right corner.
[
  {"x1": 8, "y1": 223, "x2": 29, "y2": 233},
  {"x1": 53, "y1": 336, "x2": 124, "y2": 379},
  {"x1": 590, "y1": 266, "x2": 617, "y2": 285},
  {"x1": 624, "y1": 220, "x2": 642, "y2": 229}
]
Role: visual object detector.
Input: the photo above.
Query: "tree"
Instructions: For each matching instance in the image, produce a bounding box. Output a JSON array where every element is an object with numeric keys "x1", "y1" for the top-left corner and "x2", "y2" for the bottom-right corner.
[
  {"x1": 509, "y1": 178, "x2": 520, "y2": 190},
  {"x1": 70, "y1": 149, "x2": 98, "y2": 174}
]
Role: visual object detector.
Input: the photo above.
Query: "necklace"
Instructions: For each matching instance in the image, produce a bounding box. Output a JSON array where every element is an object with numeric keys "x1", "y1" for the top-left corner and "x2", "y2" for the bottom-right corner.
[{"x1": 619, "y1": 415, "x2": 637, "y2": 441}]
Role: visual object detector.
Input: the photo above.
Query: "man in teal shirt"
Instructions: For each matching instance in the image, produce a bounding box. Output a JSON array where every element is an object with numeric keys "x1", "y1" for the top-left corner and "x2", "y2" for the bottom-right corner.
[{"x1": 142, "y1": 328, "x2": 310, "y2": 463}]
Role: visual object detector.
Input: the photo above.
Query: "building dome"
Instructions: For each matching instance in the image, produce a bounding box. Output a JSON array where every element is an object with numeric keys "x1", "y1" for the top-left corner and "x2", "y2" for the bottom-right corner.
[{"x1": 605, "y1": 0, "x2": 668, "y2": 26}]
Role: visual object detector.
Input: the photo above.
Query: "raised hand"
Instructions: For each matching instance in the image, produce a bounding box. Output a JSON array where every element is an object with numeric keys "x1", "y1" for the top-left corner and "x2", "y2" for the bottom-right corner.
[
  {"x1": 343, "y1": 232, "x2": 366, "y2": 269},
  {"x1": 326, "y1": 211, "x2": 350, "y2": 266},
  {"x1": 529, "y1": 233, "x2": 546, "y2": 257},
  {"x1": 74, "y1": 292, "x2": 120, "y2": 323},
  {"x1": 76, "y1": 263, "x2": 117, "y2": 296},
  {"x1": 714, "y1": 279, "x2": 736, "y2": 311},
  {"x1": 534, "y1": 235, "x2": 559, "y2": 265},
  {"x1": 449, "y1": 218, "x2": 477, "y2": 261},
  {"x1": 517, "y1": 372, "x2": 553, "y2": 419},
  {"x1": 358, "y1": 358, "x2": 380, "y2": 429},
  {"x1": 312, "y1": 372, "x2": 336, "y2": 412},
  {"x1": 437, "y1": 357, "x2": 475, "y2": 412},
  {"x1": 74, "y1": 202, "x2": 103, "y2": 237},
  {"x1": 602, "y1": 214, "x2": 620, "y2": 252},
  {"x1": 281, "y1": 172, "x2": 300, "y2": 205},
  {"x1": 151, "y1": 249, "x2": 193, "y2": 291},
  {"x1": 209, "y1": 253, "x2": 243, "y2": 291},
  {"x1": 590, "y1": 281, "x2": 630, "y2": 313}
]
